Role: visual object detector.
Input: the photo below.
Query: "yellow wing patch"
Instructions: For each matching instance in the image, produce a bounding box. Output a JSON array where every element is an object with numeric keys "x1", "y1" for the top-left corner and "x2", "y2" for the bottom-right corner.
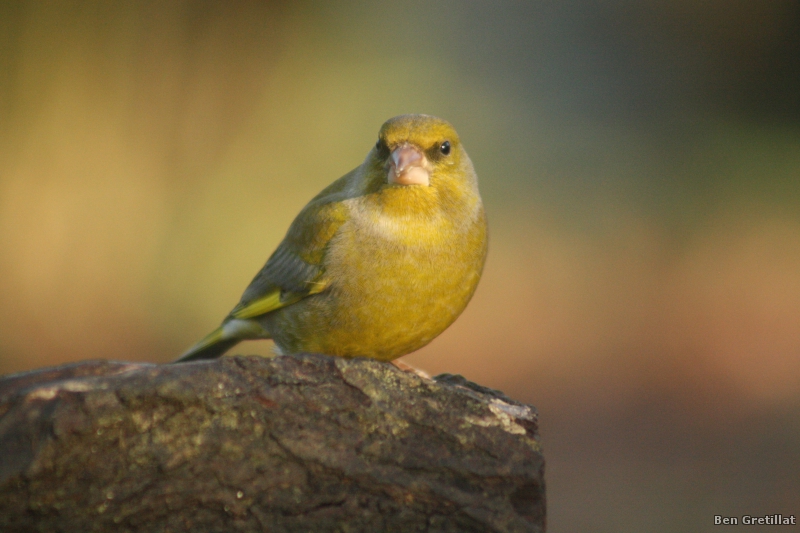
[
  {"x1": 232, "y1": 289, "x2": 283, "y2": 319},
  {"x1": 231, "y1": 279, "x2": 329, "y2": 320}
]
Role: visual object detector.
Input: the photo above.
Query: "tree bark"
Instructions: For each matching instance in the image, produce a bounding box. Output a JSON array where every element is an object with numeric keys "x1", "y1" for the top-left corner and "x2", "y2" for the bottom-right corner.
[{"x1": 0, "y1": 354, "x2": 545, "y2": 532}]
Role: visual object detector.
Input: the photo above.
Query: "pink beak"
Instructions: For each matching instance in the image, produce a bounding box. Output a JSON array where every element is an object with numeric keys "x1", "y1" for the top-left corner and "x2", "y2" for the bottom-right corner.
[{"x1": 388, "y1": 143, "x2": 430, "y2": 186}]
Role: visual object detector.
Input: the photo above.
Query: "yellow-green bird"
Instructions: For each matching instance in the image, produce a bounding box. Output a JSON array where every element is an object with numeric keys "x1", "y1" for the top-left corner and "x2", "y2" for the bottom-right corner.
[{"x1": 177, "y1": 114, "x2": 487, "y2": 363}]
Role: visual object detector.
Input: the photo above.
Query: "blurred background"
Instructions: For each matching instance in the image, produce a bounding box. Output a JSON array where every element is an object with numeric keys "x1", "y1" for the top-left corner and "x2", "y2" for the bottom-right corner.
[{"x1": 1, "y1": 1, "x2": 799, "y2": 530}]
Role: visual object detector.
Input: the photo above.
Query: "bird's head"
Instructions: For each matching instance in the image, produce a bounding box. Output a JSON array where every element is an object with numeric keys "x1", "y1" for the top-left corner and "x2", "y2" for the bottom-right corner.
[{"x1": 370, "y1": 114, "x2": 465, "y2": 189}]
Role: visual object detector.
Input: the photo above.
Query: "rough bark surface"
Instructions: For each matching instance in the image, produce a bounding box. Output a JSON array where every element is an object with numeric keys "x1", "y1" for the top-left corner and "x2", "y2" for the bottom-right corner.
[{"x1": 0, "y1": 354, "x2": 545, "y2": 532}]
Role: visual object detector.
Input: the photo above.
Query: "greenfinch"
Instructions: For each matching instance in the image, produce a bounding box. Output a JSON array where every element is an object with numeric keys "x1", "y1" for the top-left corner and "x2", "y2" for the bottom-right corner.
[{"x1": 177, "y1": 114, "x2": 487, "y2": 363}]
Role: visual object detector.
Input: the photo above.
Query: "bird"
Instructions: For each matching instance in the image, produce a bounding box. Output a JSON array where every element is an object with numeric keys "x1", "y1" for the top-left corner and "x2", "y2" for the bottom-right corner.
[{"x1": 176, "y1": 114, "x2": 487, "y2": 363}]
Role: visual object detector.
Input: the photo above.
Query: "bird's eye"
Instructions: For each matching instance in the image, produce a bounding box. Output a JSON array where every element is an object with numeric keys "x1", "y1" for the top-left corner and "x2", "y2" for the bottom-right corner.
[{"x1": 440, "y1": 140, "x2": 451, "y2": 155}]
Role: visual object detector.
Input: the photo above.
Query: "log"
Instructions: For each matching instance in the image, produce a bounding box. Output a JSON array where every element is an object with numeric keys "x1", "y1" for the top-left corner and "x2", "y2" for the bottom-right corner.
[{"x1": 0, "y1": 354, "x2": 545, "y2": 532}]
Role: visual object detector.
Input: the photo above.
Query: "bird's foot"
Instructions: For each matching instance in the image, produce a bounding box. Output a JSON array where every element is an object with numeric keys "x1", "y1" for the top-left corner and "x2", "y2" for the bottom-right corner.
[{"x1": 391, "y1": 360, "x2": 431, "y2": 380}]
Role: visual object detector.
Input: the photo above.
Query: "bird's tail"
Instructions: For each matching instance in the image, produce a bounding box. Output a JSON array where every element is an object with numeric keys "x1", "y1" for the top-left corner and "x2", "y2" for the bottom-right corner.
[
  {"x1": 174, "y1": 326, "x2": 240, "y2": 363},
  {"x1": 174, "y1": 318, "x2": 270, "y2": 363}
]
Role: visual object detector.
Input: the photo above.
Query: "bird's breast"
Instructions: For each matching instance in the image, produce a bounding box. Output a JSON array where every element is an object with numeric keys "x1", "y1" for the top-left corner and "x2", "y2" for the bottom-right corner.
[{"x1": 324, "y1": 196, "x2": 485, "y2": 305}]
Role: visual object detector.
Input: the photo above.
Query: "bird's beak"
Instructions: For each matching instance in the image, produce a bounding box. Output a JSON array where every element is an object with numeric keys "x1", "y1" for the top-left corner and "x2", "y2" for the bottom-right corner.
[{"x1": 387, "y1": 143, "x2": 430, "y2": 186}]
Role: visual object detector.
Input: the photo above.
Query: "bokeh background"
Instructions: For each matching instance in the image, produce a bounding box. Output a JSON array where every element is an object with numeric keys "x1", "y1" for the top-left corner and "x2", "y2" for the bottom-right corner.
[{"x1": 2, "y1": 1, "x2": 799, "y2": 530}]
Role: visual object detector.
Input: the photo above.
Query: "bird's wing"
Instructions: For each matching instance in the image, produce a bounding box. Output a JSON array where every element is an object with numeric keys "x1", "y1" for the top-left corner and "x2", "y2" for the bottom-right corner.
[
  {"x1": 228, "y1": 247, "x2": 326, "y2": 320},
  {"x1": 227, "y1": 195, "x2": 350, "y2": 321}
]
